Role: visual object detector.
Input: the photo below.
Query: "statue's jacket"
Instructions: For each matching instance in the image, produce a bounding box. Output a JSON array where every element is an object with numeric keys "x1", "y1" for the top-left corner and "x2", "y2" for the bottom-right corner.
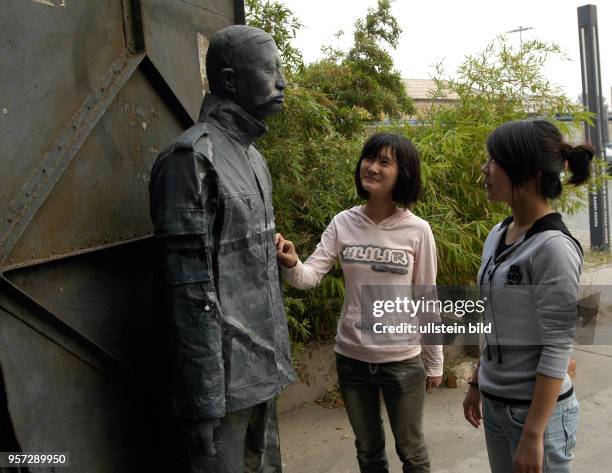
[{"x1": 149, "y1": 94, "x2": 296, "y2": 419}]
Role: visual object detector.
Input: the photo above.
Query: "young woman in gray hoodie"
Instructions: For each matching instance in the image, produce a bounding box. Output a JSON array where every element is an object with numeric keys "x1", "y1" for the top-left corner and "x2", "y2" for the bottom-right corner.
[{"x1": 462, "y1": 119, "x2": 594, "y2": 473}]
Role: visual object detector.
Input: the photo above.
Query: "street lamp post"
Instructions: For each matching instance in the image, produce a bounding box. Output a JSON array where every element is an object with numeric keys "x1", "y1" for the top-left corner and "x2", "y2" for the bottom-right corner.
[
  {"x1": 506, "y1": 25, "x2": 534, "y2": 43},
  {"x1": 578, "y1": 4, "x2": 610, "y2": 251}
]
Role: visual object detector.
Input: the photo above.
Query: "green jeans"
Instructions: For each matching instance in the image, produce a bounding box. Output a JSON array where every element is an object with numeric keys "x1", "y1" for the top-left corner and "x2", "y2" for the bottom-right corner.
[{"x1": 336, "y1": 353, "x2": 430, "y2": 473}]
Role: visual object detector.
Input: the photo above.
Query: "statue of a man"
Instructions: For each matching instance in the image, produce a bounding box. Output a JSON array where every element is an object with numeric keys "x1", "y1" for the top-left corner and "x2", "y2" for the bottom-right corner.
[{"x1": 149, "y1": 25, "x2": 296, "y2": 473}]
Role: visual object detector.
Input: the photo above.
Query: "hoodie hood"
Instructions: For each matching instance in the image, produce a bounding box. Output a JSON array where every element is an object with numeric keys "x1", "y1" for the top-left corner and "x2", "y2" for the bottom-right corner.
[
  {"x1": 349, "y1": 205, "x2": 414, "y2": 229},
  {"x1": 499, "y1": 212, "x2": 583, "y2": 255}
]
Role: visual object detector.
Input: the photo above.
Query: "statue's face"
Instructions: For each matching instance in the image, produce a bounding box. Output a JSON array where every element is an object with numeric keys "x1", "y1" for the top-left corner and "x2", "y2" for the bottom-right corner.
[{"x1": 233, "y1": 40, "x2": 285, "y2": 120}]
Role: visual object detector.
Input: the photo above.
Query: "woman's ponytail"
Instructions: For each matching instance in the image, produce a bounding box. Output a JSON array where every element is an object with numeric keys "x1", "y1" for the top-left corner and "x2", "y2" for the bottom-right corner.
[
  {"x1": 488, "y1": 120, "x2": 596, "y2": 199},
  {"x1": 564, "y1": 144, "x2": 594, "y2": 186}
]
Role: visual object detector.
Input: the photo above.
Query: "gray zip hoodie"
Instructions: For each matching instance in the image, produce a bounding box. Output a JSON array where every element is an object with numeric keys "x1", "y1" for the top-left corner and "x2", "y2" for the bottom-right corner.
[{"x1": 477, "y1": 213, "x2": 583, "y2": 401}]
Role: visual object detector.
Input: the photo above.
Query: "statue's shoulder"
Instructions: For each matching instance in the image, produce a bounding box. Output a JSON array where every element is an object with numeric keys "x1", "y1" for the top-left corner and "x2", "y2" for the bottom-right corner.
[
  {"x1": 172, "y1": 122, "x2": 213, "y2": 159},
  {"x1": 157, "y1": 122, "x2": 210, "y2": 157},
  {"x1": 151, "y1": 123, "x2": 214, "y2": 181}
]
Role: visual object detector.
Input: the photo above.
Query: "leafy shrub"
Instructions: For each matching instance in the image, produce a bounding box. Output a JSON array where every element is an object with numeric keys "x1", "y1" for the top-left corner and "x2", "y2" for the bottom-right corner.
[{"x1": 248, "y1": 2, "x2": 594, "y2": 342}]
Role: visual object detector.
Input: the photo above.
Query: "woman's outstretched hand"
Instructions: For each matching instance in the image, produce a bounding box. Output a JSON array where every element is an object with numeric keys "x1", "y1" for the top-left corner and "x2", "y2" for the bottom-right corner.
[{"x1": 275, "y1": 233, "x2": 298, "y2": 268}]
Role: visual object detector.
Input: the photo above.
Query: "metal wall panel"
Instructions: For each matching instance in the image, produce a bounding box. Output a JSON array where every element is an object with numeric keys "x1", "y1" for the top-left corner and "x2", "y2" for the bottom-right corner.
[
  {"x1": 142, "y1": 0, "x2": 234, "y2": 121},
  {"x1": 6, "y1": 68, "x2": 184, "y2": 268},
  {"x1": 0, "y1": 0, "x2": 126, "y2": 206},
  {"x1": 0, "y1": 0, "x2": 244, "y2": 469},
  {"x1": 5, "y1": 240, "x2": 155, "y2": 369},
  {"x1": 0, "y1": 305, "x2": 133, "y2": 473}
]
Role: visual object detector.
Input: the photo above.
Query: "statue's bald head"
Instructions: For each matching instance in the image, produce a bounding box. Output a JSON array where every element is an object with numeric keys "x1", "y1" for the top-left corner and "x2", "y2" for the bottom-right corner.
[{"x1": 206, "y1": 25, "x2": 276, "y2": 95}]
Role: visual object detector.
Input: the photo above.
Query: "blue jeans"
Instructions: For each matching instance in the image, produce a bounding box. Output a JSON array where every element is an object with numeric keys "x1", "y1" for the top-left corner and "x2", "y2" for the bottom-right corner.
[
  {"x1": 336, "y1": 353, "x2": 430, "y2": 473},
  {"x1": 483, "y1": 393, "x2": 579, "y2": 473}
]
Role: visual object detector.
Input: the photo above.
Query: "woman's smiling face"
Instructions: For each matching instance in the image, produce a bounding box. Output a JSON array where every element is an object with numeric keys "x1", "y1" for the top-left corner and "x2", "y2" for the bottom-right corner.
[{"x1": 359, "y1": 146, "x2": 399, "y2": 199}]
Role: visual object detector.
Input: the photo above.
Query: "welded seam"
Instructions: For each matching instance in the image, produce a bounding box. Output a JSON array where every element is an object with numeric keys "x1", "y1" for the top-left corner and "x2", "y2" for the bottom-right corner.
[{"x1": 0, "y1": 235, "x2": 153, "y2": 273}]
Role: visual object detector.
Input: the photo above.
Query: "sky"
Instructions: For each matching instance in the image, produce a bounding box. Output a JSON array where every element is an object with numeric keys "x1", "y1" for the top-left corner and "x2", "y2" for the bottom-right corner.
[{"x1": 282, "y1": 0, "x2": 611, "y2": 104}]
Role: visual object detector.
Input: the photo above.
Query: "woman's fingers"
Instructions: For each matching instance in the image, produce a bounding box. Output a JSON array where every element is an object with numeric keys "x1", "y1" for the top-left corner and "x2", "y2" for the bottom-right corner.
[
  {"x1": 275, "y1": 238, "x2": 298, "y2": 268},
  {"x1": 466, "y1": 408, "x2": 479, "y2": 428},
  {"x1": 282, "y1": 240, "x2": 295, "y2": 255},
  {"x1": 275, "y1": 233, "x2": 285, "y2": 251},
  {"x1": 274, "y1": 233, "x2": 296, "y2": 256},
  {"x1": 463, "y1": 398, "x2": 482, "y2": 428}
]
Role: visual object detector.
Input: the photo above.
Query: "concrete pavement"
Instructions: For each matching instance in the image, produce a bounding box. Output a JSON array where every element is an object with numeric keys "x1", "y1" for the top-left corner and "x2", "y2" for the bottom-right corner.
[
  {"x1": 279, "y1": 252, "x2": 612, "y2": 472},
  {"x1": 278, "y1": 345, "x2": 612, "y2": 472}
]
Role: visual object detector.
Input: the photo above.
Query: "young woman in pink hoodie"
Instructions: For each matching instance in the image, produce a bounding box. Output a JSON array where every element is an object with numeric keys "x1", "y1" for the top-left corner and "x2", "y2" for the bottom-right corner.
[{"x1": 276, "y1": 133, "x2": 443, "y2": 473}]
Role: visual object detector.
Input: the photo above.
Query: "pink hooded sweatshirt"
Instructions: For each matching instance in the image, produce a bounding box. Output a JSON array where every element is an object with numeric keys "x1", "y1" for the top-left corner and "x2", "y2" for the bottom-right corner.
[{"x1": 282, "y1": 205, "x2": 443, "y2": 377}]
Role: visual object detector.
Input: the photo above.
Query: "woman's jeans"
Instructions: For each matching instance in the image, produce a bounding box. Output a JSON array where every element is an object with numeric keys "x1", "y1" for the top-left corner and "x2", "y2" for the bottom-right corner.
[
  {"x1": 483, "y1": 393, "x2": 579, "y2": 473},
  {"x1": 336, "y1": 353, "x2": 430, "y2": 473}
]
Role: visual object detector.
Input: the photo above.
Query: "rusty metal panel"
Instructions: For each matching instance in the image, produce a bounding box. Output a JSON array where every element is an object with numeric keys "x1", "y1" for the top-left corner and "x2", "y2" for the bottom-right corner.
[
  {"x1": 0, "y1": 0, "x2": 244, "y2": 469},
  {"x1": 0, "y1": 0, "x2": 126, "y2": 207},
  {"x1": 6, "y1": 68, "x2": 184, "y2": 268}
]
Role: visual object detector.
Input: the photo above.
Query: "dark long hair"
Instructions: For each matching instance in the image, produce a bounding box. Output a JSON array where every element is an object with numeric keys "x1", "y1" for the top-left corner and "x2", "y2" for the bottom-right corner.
[{"x1": 486, "y1": 119, "x2": 594, "y2": 199}]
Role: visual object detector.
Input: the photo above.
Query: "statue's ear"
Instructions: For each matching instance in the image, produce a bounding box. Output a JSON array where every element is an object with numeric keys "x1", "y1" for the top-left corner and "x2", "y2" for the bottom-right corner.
[{"x1": 219, "y1": 68, "x2": 236, "y2": 94}]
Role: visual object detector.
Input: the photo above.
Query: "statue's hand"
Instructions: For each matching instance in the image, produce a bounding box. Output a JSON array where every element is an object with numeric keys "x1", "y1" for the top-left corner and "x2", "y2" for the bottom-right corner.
[{"x1": 187, "y1": 418, "x2": 220, "y2": 457}]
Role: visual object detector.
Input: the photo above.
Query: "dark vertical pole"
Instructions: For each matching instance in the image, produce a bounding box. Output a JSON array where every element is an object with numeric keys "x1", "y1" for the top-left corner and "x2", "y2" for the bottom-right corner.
[
  {"x1": 578, "y1": 4, "x2": 610, "y2": 251},
  {"x1": 602, "y1": 104, "x2": 610, "y2": 145},
  {"x1": 234, "y1": 0, "x2": 246, "y2": 25}
]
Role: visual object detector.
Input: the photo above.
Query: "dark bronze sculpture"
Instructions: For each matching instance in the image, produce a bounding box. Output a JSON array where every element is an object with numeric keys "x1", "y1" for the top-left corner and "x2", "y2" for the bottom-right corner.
[{"x1": 149, "y1": 25, "x2": 296, "y2": 472}]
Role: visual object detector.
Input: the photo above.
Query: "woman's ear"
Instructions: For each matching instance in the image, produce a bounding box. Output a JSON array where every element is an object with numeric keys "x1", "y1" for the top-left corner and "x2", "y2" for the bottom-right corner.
[{"x1": 219, "y1": 68, "x2": 236, "y2": 94}]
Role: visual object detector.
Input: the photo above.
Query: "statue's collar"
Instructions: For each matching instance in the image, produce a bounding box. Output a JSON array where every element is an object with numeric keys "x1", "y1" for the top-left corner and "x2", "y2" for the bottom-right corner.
[{"x1": 198, "y1": 94, "x2": 268, "y2": 145}]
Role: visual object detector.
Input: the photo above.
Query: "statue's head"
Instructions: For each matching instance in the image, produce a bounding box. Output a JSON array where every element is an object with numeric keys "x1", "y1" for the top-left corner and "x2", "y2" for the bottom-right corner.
[{"x1": 206, "y1": 25, "x2": 285, "y2": 120}]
